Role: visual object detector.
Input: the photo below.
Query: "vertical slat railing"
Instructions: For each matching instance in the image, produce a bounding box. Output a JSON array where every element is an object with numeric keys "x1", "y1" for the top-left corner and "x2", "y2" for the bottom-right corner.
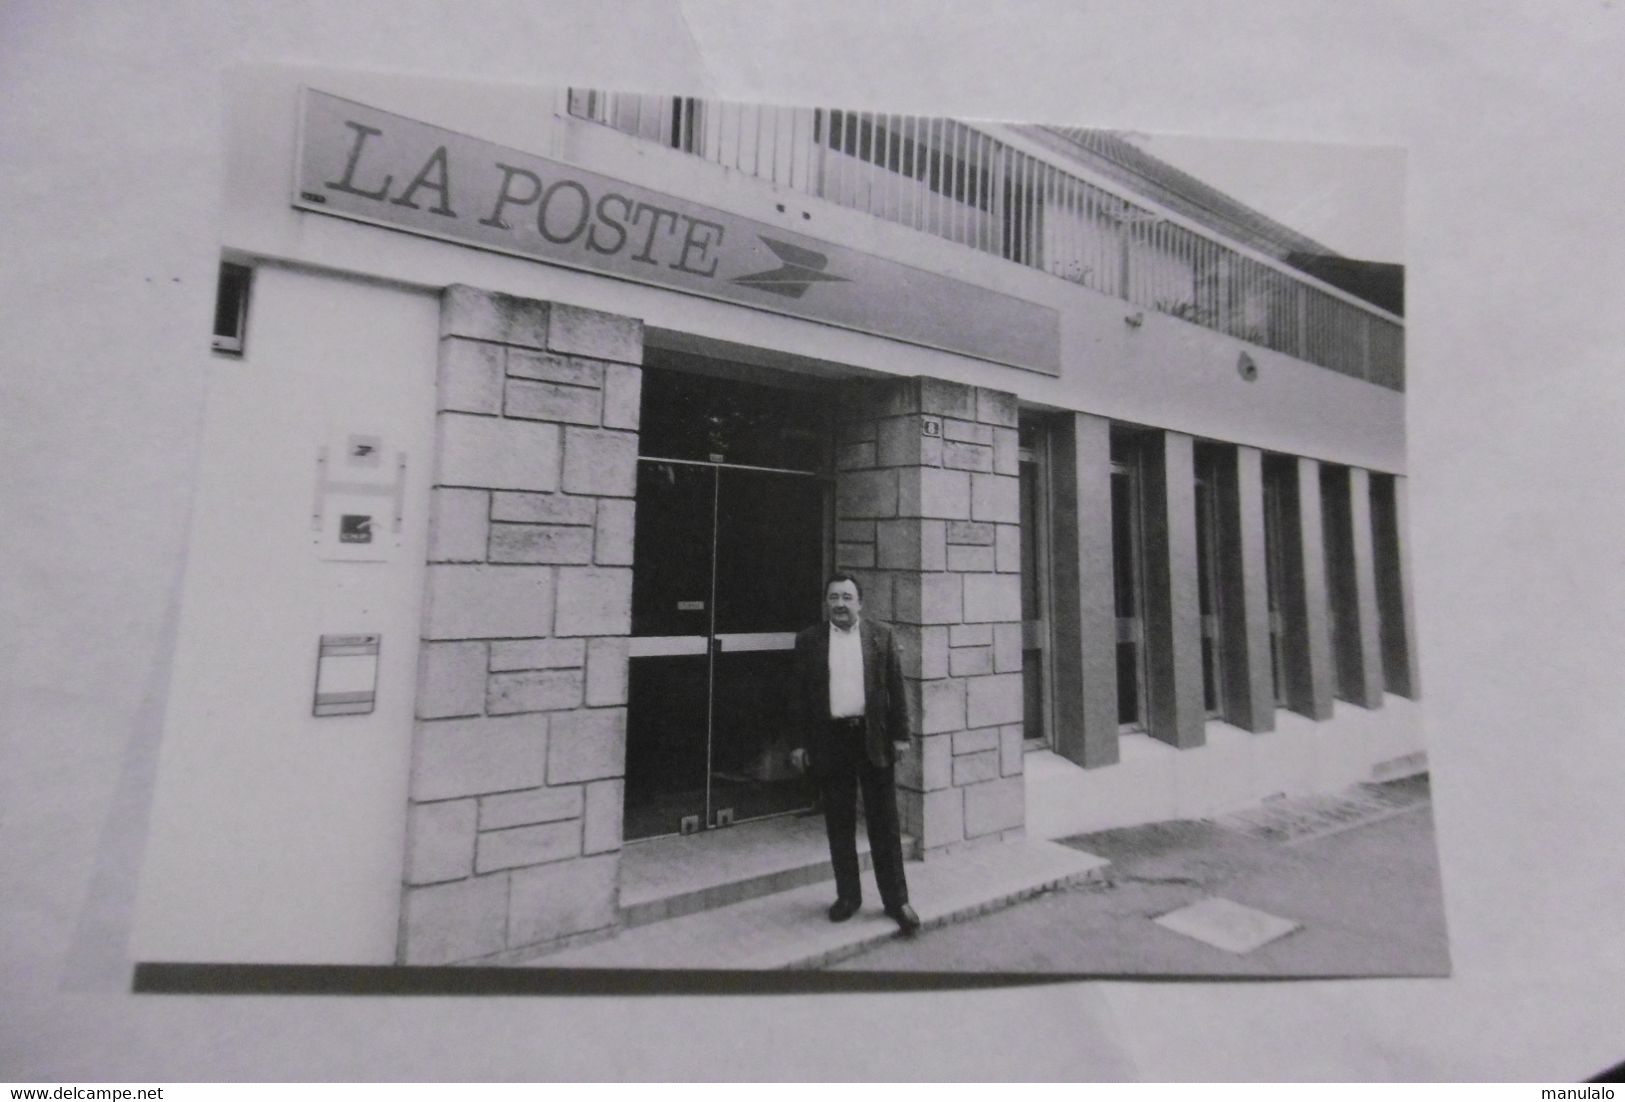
[
  {"x1": 1029, "y1": 150, "x2": 1041, "y2": 266},
  {"x1": 892, "y1": 111, "x2": 901, "y2": 221},
  {"x1": 753, "y1": 103, "x2": 765, "y2": 180},
  {"x1": 925, "y1": 116, "x2": 939, "y2": 239},
  {"x1": 1078, "y1": 178, "x2": 1089, "y2": 288},
  {"x1": 565, "y1": 89, "x2": 1402, "y2": 388},
  {"x1": 937, "y1": 117, "x2": 950, "y2": 243},
  {"x1": 975, "y1": 127, "x2": 987, "y2": 253},
  {"x1": 910, "y1": 114, "x2": 923, "y2": 232},
  {"x1": 1009, "y1": 145, "x2": 1021, "y2": 260},
  {"x1": 861, "y1": 111, "x2": 874, "y2": 210},
  {"x1": 1063, "y1": 172, "x2": 1078, "y2": 283},
  {"x1": 953, "y1": 121, "x2": 966, "y2": 247},
  {"x1": 955, "y1": 122, "x2": 968, "y2": 248}
]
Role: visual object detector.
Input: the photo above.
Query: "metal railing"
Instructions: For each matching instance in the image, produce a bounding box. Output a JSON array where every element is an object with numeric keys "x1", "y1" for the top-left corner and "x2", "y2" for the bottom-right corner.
[{"x1": 565, "y1": 91, "x2": 1404, "y2": 391}]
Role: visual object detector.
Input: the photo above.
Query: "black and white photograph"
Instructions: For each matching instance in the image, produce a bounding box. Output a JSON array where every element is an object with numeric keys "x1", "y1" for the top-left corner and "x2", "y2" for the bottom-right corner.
[
  {"x1": 115, "y1": 69, "x2": 1444, "y2": 978},
  {"x1": 4, "y1": 0, "x2": 1623, "y2": 1084}
]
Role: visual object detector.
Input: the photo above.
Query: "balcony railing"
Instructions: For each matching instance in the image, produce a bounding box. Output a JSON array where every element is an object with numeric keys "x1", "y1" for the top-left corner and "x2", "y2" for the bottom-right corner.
[{"x1": 565, "y1": 91, "x2": 1404, "y2": 391}]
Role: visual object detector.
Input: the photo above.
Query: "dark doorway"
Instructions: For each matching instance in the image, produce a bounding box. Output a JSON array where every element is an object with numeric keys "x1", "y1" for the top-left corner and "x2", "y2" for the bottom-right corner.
[{"x1": 624, "y1": 360, "x2": 832, "y2": 841}]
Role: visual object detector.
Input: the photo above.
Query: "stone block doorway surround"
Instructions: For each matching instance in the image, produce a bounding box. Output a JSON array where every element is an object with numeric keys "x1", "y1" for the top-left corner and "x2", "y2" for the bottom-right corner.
[
  {"x1": 400, "y1": 286, "x2": 642, "y2": 965},
  {"x1": 398, "y1": 285, "x2": 1027, "y2": 964},
  {"x1": 832, "y1": 376, "x2": 1028, "y2": 858}
]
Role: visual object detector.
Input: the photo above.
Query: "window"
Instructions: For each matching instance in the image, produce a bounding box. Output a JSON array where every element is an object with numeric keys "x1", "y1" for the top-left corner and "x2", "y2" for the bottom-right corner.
[
  {"x1": 1369, "y1": 473, "x2": 1415, "y2": 698},
  {"x1": 1262, "y1": 458, "x2": 1291, "y2": 705},
  {"x1": 1193, "y1": 447, "x2": 1226, "y2": 719},
  {"x1": 1319, "y1": 464, "x2": 1360, "y2": 702},
  {"x1": 1109, "y1": 432, "x2": 1149, "y2": 731},
  {"x1": 1018, "y1": 416, "x2": 1051, "y2": 746},
  {"x1": 211, "y1": 262, "x2": 252, "y2": 355}
]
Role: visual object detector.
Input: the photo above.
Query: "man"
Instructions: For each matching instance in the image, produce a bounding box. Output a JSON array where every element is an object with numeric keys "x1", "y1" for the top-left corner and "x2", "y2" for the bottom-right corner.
[{"x1": 788, "y1": 573, "x2": 921, "y2": 936}]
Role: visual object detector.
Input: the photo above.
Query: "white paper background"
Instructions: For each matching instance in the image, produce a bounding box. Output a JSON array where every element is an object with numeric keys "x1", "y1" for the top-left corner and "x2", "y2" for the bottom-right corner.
[{"x1": 3, "y1": 0, "x2": 1623, "y2": 1081}]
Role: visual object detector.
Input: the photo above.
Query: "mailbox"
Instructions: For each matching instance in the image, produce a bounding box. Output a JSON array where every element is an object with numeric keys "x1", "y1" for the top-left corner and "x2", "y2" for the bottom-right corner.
[{"x1": 313, "y1": 634, "x2": 380, "y2": 716}]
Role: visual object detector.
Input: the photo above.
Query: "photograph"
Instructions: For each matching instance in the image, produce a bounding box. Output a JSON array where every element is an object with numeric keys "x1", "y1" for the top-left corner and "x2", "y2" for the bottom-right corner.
[{"x1": 129, "y1": 69, "x2": 1443, "y2": 979}]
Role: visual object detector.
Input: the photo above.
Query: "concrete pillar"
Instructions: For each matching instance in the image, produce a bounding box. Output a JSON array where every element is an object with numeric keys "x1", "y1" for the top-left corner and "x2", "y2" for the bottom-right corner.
[
  {"x1": 1216, "y1": 445, "x2": 1275, "y2": 732},
  {"x1": 1047, "y1": 413, "x2": 1119, "y2": 767},
  {"x1": 1140, "y1": 431, "x2": 1205, "y2": 749},
  {"x1": 1373, "y1": 474, "x2": 1421, "y2": 699},
  {"x1": 399, "y1": 286, "x2": 642, "y2": 965},
  {"x1": 836, "y1": 376, "x2": 1025, "y2": 857},
  {"x1": 1279, "y1": 457, "x2": 1335, "y2": 720}
]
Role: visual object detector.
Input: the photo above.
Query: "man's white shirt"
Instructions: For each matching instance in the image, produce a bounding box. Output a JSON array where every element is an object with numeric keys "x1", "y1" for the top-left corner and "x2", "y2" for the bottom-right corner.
[{"x1": 827, "y1": 620, "x2": 866, "y2": 720}]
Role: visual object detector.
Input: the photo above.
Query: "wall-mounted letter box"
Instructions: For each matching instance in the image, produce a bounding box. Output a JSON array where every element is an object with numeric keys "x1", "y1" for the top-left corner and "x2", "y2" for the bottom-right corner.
[{"x1": 313, "y1": 633, "x2": 380, "y2": 716}]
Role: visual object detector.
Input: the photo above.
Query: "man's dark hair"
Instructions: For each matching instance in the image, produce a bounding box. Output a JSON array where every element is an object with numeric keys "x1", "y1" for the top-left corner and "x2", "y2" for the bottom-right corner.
[{"x1": 824, "y1": 571, "x2": 863, "y2": 601}]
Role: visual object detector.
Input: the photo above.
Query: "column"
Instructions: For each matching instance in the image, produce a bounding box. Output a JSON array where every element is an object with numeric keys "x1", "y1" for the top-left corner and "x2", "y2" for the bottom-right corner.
[
  {"x1": 1216, "y1": 445, "x2": 1275, "y2": 732},
  {"x1": 1140, "y1": 431, "x2": 1206, "y2": 749},
  {"x1": 1047, "y1": 413, "x2": 1119, "y2": 766},
  {"x1": 399, "y1": 286, "x2": 641, "y2": 965},
  {"x1": 1279, "y1": 457, "x2": 1335, "y2": 720},
  {"x1": 834, "y1": 376, "x2": 1025, "y2": 857}
]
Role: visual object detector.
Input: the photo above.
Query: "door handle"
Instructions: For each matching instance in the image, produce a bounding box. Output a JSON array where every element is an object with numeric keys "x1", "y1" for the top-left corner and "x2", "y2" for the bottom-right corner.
[
  {"x1": 627, "y1": 635, "x2": 710, "y2": 657},
  {"x1": 715, "y1": 632, "x2": 798, "y2": 653}
]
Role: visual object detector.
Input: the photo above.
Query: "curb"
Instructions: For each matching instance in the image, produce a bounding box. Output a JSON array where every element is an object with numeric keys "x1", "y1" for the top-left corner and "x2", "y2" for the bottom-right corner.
[{"x1": 788, "y1": 861, "x2": 1110, "y2": 970}]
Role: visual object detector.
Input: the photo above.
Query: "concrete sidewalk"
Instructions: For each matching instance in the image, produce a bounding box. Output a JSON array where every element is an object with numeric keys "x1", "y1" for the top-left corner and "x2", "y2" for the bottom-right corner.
[
  {"x1": 524, "y1": 836, "x2": 1110, "y2": 970},
  {"x1": 835, "y1": 774, "x2": 1449, "y2": 976}
]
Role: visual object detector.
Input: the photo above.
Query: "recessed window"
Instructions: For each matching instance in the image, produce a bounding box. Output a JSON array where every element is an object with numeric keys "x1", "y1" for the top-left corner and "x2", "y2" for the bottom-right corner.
[
  {"x1": 211, "y1": 262, "x2": 252, "y2": 355},
  {"x1": 1319, "y1": 464, "x2": 1360, "y2": 702},
  {"x1": 1109, "y1": 431, "x2": 1150, "y2": 731},
  {"x1": 1262, "y1": 458, "x2": 1291, "y2": 705},
  {"x1": 1018, "y1": 415, "x2": 1052, "y2": 747},
  {"x1": 1193, "y1": 446, "x2": 1227, "y2": 719},
  {"x1": 1369, "y1": 473, "x2": 1415, "y2": 697}
]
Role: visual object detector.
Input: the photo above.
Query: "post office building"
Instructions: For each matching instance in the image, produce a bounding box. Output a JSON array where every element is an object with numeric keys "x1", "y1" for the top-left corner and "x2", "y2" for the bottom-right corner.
[{"x1": 132, "y1": 69, "x2": 1421, "y2": 967}]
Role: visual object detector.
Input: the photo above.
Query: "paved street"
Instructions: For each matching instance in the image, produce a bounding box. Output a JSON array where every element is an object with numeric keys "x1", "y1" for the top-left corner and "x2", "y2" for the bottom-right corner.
[{"x1": 833, "y1": 776, "x2": 1451, "y2": 976}]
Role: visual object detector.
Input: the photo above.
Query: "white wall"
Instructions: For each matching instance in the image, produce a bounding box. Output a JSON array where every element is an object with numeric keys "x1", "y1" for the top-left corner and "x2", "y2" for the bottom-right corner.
[{"x1": 130, "y1": 268, "x2": 438, "y2": 963}]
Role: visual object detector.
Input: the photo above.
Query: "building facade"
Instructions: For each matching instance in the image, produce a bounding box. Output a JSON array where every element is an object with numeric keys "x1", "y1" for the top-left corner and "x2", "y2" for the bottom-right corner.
[{"x1": 132, "y1": 68, "x2": 1420, "y2": 967}]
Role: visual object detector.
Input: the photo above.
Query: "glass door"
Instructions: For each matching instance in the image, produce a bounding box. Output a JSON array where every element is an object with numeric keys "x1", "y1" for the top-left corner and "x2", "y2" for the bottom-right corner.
[
  {"x1": 624, "y1": 459, "x2": 826, "y2": 841},
  {"x1": 707, "y1": 467, "x2": 825, "y2": 826},
  {"x1": 625, "y1": 460, "x2": 718, "y2": 841}
]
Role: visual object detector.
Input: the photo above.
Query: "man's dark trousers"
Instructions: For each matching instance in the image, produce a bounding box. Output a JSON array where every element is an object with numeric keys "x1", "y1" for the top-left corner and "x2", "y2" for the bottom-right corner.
[{"x1": 820, "y1": 716, "x2": 909, "y2": 911}]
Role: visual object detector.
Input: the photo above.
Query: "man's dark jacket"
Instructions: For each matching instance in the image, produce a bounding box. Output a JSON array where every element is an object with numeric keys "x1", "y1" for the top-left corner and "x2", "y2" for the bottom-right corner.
[{"x1": 791, "y1": 619, "x2": 911, "y2": 777}]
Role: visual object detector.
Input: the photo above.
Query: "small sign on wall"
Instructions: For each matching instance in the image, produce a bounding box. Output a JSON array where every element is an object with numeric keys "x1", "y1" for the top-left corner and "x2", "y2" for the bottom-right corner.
[
  {"x1": 313, "y1": 431, "x2": 406, "y2": 561},
  {"x1": 313, "y1": 633, "x2": 380, "y2": 716}
]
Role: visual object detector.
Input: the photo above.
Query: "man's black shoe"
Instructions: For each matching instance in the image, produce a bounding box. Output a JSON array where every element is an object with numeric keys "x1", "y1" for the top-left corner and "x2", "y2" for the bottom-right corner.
[
  {"x1": 828, "y1": 898, "x2": 861, "y2": 923},
  {"x1": 886, "y1": 903, "x2": 921, "y2": 936}
]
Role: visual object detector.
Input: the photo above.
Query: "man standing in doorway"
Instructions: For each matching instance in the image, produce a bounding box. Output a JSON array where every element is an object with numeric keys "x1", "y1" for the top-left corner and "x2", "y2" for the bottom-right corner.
[{"x1": 789, "y1": 573, "x2": 921, "y2": 936}]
